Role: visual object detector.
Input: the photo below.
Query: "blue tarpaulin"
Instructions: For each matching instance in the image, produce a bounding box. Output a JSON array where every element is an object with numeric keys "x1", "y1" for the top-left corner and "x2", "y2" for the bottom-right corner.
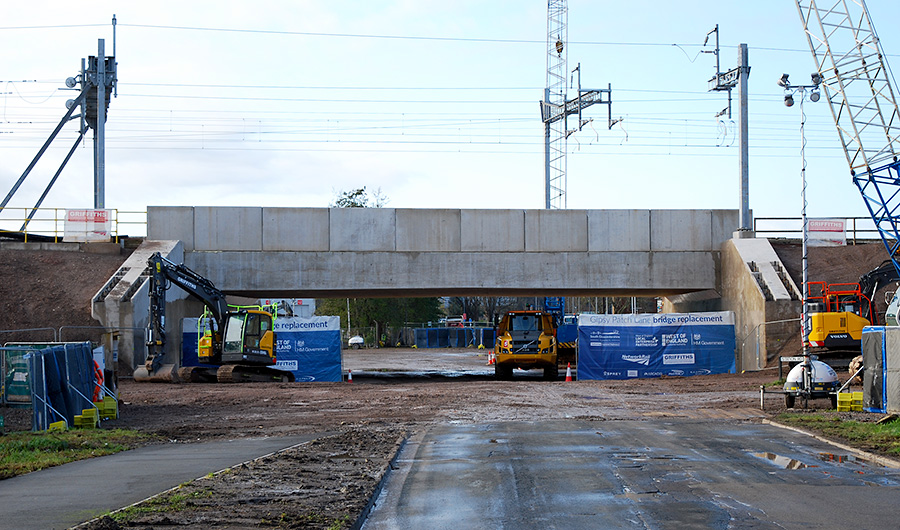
[{"x1": 577, "y1": 312, "x2": 736, "y2": 380}]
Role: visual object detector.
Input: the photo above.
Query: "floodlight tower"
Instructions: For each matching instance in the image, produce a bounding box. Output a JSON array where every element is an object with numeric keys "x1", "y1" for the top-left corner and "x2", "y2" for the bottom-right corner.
[{"x1": 544, "y1": 0, "x2": 568, "y2": 210}]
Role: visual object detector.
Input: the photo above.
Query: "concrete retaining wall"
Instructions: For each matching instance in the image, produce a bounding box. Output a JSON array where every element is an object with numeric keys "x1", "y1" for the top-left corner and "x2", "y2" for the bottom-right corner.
[{"x1": 720, "y1": 238, "x2": 801, "y2": 371}]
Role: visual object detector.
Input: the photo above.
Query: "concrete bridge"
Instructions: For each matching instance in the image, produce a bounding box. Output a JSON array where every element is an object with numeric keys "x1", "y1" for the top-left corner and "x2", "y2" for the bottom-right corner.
[
  {"x1": 92, "y1": 207, "x2": 800, "y2": 374},
  {"x1": 144, "y1": 206, "x2": 739, "y2": 297}
]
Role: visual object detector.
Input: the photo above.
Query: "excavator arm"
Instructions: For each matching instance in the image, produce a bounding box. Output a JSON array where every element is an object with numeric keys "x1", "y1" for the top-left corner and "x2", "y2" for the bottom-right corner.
[
  {"x1": 144, "y1": 252, "x2": 229, "y2": 375},
  {"x1": 858, "y1": 259, "x2": 900, "y2": 323}
]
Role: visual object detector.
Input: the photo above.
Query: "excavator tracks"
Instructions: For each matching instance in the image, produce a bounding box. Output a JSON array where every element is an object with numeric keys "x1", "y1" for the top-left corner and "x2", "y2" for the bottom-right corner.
[{"x1": 216, "y1": 364, "x2": 295, "y2": 383}]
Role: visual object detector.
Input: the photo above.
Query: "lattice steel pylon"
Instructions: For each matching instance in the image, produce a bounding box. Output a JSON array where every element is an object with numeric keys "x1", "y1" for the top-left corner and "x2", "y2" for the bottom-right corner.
[
  {"x1": 544, "y1": 0, "x2": 568, "y2": 210},
  {"x1": 796, "y1": 0, "x2": 900, "y2": 270}
]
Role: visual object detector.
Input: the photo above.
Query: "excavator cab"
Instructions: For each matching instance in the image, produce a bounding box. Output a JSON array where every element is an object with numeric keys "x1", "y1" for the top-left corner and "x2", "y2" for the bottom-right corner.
[{"x1": 221, "y1": 310, "x2": 276, "y2": 365}]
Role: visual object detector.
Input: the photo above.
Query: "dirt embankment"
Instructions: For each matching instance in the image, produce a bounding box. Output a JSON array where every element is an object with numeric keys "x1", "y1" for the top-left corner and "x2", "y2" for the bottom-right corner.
[
  {"x1": 771, "y1": 240, "x2": 893, "y2": 304},
  {"x1": 0, "y1": 247, "x2": 129, "y2": 344}
]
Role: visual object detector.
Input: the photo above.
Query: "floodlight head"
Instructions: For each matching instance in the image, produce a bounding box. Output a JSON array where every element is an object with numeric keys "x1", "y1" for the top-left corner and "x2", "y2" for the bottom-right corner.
[
  {"x1": 811, "y1": 72, "x2": 823, "y2": 85},
  {"x1": 784, "y1": 94, "x2": 795, "y2": 107},
  {"x1": 65, "y1": 99, "x2": 75, "y2": 109},
  {"x1": 777, "y1": 73, "x2": 790, "y2": 88},
  {"x1": 65, "y1": 77, "x2": 77, "y2": 88},
  {"x1": 810, "y1": 90, "x2": 821, "y2": 102}
]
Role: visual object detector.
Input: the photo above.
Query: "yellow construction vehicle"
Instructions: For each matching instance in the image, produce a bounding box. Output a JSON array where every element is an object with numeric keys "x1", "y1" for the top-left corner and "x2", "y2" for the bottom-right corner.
[
  {"x1": 806, "y1": 260, "x2": 899, "y2": 350},
  {"x1": 493, "y1": 310, "x2": 558, "y2": 380},
  {"x1": 134, "y1": 252, "x2": 293, "y2": 383}
]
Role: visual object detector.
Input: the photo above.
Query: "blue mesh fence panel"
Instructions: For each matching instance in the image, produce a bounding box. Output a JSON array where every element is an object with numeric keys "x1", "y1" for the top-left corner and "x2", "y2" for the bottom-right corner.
[
  {"x1": 436, "y1": 329, "x2": 449, "y2": 347},
  {"x1": 415, "y1": 329, "x2": 428, "y2": 348},
  {"x1": 410, "y1": 328, "x2": 495, "y2": 348}
]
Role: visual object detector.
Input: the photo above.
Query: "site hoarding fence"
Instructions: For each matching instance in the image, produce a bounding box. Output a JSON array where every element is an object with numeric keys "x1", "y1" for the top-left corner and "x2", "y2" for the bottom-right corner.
[
  {"x1": 577, "y1": 312, "x2": 737, "y2": 380},
  {"x1": 2, "y1": 342, "x2": 96, "y2": 431},
  {"x1": 861, "y1": 326, "x2": 900, "y2": 413},
  {"x1": 412, "y1": 327, "x2": 495, "y2": 349}
]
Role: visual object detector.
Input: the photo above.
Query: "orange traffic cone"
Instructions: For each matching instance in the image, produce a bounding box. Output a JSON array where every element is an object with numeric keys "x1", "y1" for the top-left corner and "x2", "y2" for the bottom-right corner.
[
  {"x1": 565, "y1": 363, "x2": 572, "y2": 382},
  {"x1": 347, "y1": 370, "x2": 353, "y2": 383},
  {"x1": 487, "y1": 352, "x2": 495, "y2": 365}
]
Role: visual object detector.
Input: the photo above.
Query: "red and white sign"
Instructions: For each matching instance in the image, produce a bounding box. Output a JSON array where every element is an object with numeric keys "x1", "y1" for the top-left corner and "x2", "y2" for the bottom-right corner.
[
  {"x1": 64, "y1": 209, "x2": 111, "y2": 242},
  {"x1": 807, "y1": 218, "x2": 846, "y2": 247}
]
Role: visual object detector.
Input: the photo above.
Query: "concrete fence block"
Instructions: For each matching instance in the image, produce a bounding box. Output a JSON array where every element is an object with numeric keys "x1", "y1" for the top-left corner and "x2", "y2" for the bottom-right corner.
[
  {"x1": 651, "y1": 210, "x2": 713, "y2": 251},
  {"x1": 148, "y1": 206, "x2": 195, "y2": 251},
  {"x1": 460, "y1": 209, "x2": 525, "y2": 252},
  {"x1": 397, "y1": 209, "x2": 461, "y2": 251},
  {"x1": 588, "y1": 210, "x2": 651, "y2": 251},
  {"x1": 711, "y1": 209, "x2": 743, "y2": 247},
  {"x1": 193, "y1": 207, "x2": 263, "y2": 251},
  {"x1": 330, "y1": 208, "x2": 396, "y2": 251},
  {"x1": 262, "y1": 208, "x2": 330, "y2": 251},
  {"x1": 525, "y1": 209, "x2": 588, "y2": 252}
]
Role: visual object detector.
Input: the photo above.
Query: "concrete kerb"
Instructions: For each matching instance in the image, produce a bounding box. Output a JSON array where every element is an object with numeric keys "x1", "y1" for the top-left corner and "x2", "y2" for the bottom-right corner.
[
  {"x1": 350, "y1": 434, "x2": 409, "y2": 530},
  {"x1": 71, "y1": 433, "x2": 336, "y2": 529},
  {"x1": 762, "y1": 419, "x2": 900, "y2": 469}
]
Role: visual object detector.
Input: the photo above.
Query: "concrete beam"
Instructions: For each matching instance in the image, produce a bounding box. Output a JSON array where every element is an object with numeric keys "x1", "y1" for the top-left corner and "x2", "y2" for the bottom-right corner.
[{"x1": 185, "y1": 250, "x2": 717, "y2": 298}]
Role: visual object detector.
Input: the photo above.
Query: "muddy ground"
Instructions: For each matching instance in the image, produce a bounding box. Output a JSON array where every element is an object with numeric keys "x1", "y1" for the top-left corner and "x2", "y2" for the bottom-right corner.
[{"x1": 72, "y1": 346, "x2": 870, "y2": 530}]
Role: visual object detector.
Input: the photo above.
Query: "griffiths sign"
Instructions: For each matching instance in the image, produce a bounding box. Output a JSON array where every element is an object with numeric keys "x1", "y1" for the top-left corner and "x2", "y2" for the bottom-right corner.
[{"x1": 577, "y1": 311, "x2": 736, "y2": 380}]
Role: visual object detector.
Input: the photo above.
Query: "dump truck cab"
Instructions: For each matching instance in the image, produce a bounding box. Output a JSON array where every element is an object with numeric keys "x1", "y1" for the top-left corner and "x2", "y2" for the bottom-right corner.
[{"x1": 493, "y1": 310, "x2": 558, "y2": 380}]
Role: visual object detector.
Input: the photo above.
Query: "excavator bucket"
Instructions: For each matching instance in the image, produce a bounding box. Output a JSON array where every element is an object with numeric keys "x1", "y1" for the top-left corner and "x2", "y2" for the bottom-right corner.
[{"x1": 132, "y1": 363, "x2": 179, "y2": 383}]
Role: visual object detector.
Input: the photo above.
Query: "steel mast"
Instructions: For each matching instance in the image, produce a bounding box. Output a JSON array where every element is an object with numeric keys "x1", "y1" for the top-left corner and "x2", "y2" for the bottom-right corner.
[{"x1": 543, "y1": 0, "x2": 568, "y2": 210}]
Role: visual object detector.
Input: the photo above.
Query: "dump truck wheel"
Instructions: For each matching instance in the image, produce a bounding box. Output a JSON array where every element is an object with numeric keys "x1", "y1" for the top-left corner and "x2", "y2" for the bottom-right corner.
[
  {"x1": 543, "y1": 366, "x2": 558, "y2": 381},
  {"x1": 495, "y1": 364, "x2": 513, "y2": 380}
]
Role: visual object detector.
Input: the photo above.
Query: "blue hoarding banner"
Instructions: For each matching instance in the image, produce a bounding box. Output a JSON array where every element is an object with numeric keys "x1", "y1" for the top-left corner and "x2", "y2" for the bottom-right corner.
[
  {"x1": 272, "y1": 316, "x2": 342, "y2": 382},
  {"x1": 577, "y1": 312, "x2": 736, "y2": 380},
  {"x1": 182, "y1": 316, "x2": 343, "y2": 382}
]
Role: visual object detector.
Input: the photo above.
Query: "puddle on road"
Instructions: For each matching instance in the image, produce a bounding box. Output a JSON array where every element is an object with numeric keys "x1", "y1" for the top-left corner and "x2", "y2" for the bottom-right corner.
[
  {"x1": 616, "y1": 488, "x2": 663, "y2": 501},
  {"x1": 751, "y1": 452, "x2": 814, "y2": 470},
  {"x1": 817, "y1": 452, "x2": 883, "y2": 467}
]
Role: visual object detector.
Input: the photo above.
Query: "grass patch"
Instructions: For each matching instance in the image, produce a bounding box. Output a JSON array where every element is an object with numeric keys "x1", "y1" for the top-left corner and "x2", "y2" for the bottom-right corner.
[
  {"x1": 776, "y1": 413, "x2": 900, "y2": 455},
  {"x1": 109, "y1": 487, "x2": 213, "y2": 522},
  {"x1": 0, "y1": 429, "x2": 156, "y2": 479}
]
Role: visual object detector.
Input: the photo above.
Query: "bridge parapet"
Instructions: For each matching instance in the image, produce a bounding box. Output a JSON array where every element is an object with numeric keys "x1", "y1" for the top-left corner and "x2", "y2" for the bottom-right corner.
[{"x1": 149, "y1": 207, "x2": 738, "y2": 254}]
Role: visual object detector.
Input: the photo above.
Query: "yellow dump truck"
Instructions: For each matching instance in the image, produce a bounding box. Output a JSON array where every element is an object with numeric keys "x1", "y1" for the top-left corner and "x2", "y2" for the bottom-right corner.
[{"x1": 493, "y1": 310, "x2": 558, "y2": 380}]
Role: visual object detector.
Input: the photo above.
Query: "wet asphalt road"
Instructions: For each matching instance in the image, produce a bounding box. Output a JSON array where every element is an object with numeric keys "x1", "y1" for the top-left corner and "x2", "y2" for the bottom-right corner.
[{"x1": 362, "y1": 419, "x2": 900, "y2": 530}]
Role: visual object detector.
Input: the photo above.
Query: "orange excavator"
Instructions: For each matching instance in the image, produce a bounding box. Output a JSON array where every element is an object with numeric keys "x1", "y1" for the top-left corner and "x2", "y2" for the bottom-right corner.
[{"x1": 806, "y1": 260, "x2": 899, "y2": 350}]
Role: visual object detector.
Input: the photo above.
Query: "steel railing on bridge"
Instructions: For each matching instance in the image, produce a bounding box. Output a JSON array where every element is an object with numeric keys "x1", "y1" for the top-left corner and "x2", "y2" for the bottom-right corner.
[
  {"x1": 753, "y1": 217, "x2": 879, "y2": 244},
  {"x1": 0, "y1": 207, "x2": 146, "y2": 242}
]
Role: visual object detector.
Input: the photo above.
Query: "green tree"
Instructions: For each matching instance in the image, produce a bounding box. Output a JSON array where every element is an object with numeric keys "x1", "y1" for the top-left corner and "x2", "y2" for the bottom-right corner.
[{"x1": 330, "y1": 187, "x2": 389, "y2": 208}]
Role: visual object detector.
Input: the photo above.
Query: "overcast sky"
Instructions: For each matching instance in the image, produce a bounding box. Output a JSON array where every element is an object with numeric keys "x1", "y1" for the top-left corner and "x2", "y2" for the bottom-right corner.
[{"x1": 3, "y1": 1, "x2": 900, "y2": 236}]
